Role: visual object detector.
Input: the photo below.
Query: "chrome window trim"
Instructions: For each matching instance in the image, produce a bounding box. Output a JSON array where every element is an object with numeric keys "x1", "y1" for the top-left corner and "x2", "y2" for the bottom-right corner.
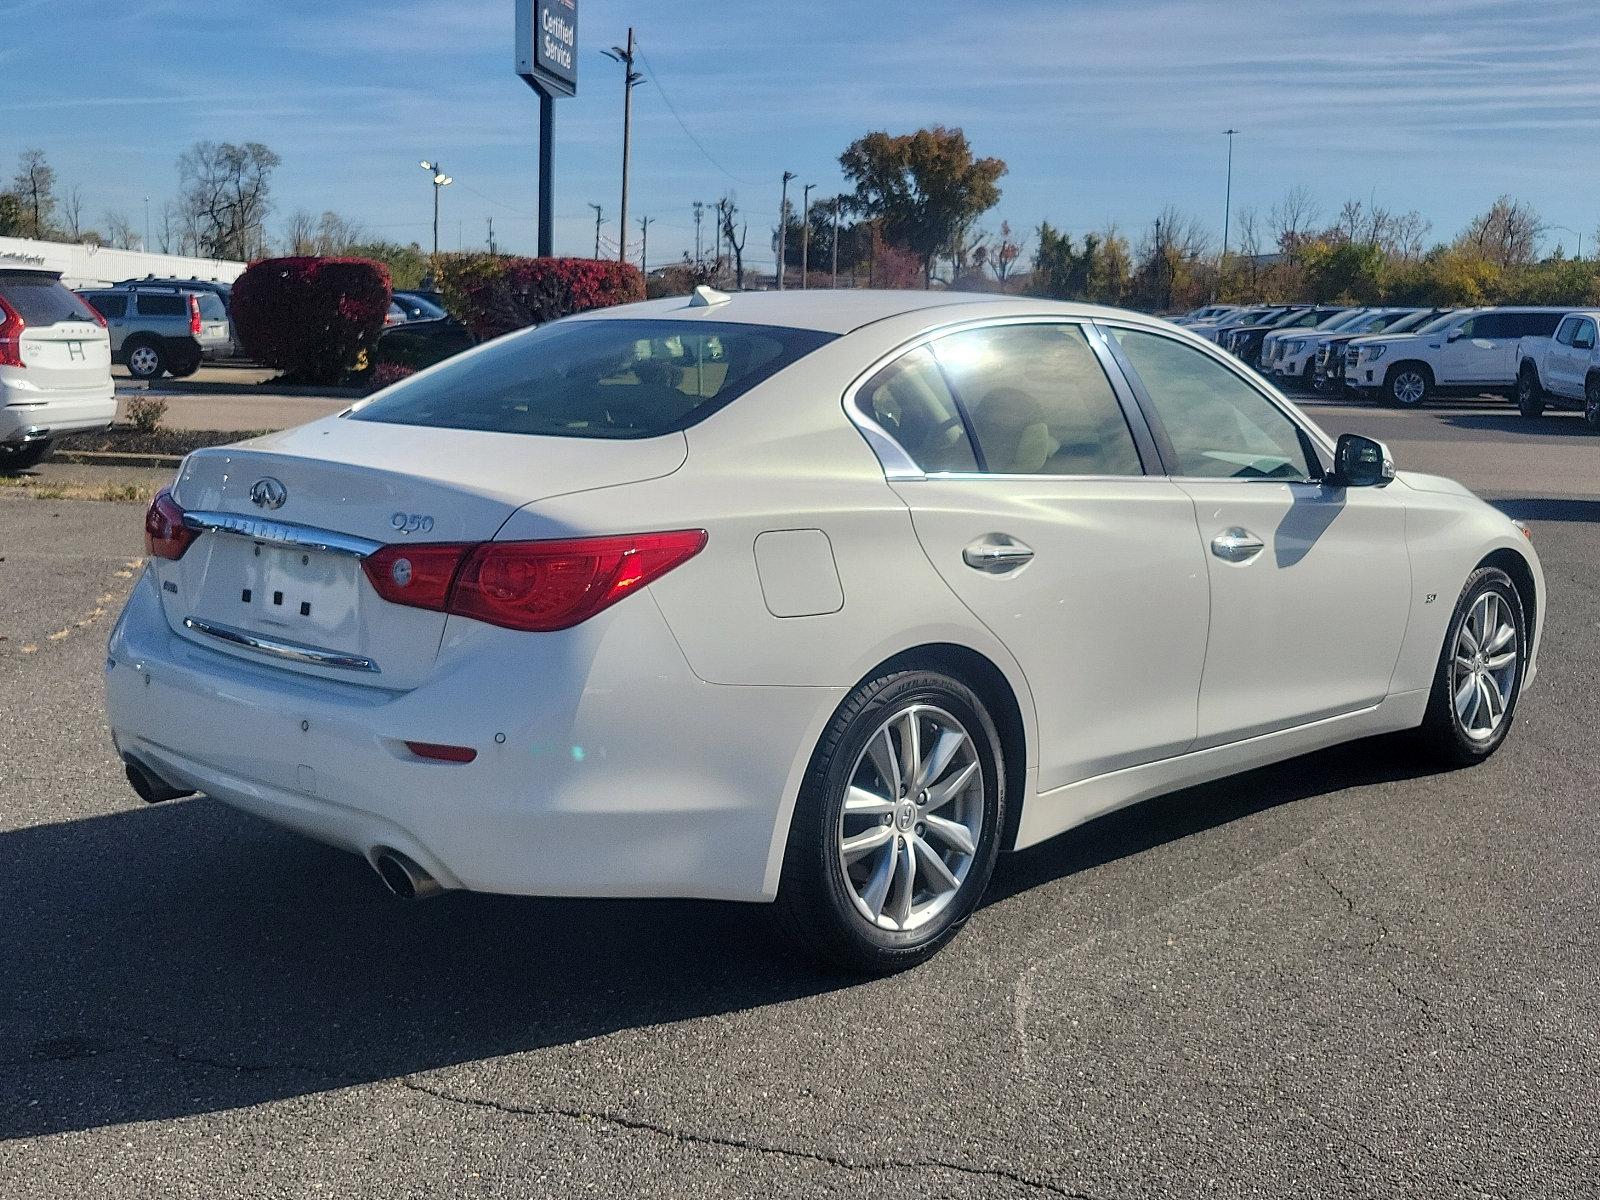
[
  {"x1": 181, "y1": 511, "x2": 385, "y2": 559},
  {"x1": 182, "y1": 617, "x2": 380, "y2": 674},
  {"x1": 841, "y1": 313, "x2": 1163, "y2": 483}
]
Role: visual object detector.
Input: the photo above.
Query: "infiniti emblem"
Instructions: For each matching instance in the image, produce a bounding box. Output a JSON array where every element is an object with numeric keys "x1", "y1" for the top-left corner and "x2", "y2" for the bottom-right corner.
[{"x1": 249, "y1": 477, "x2": 287, "y2": 510}]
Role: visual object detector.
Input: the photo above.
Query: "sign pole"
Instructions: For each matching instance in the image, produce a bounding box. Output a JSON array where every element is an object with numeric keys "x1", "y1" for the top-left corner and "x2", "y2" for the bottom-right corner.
[{"x1": 538, "y1": 87, "x2": 556, "y2": 257}]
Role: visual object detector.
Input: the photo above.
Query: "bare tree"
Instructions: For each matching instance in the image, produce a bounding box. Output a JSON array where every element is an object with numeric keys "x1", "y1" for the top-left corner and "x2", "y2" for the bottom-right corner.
[
  {"x1": 1459, "y1": 195, "x2": 1542, "y2": 269},
  {"x1": 10, "y1": 149, "x2": 58, "y2": 238},
  {"x1": 990, "y1": 220, "x2": 1025, "y2": 286},
  {"x1": 157, "y1": 201, "x2": 180, "y2": 253},
  {"x1": 283, "y1": 209, "x2": 318, "y2": 255},
  {"x1": 61, "y1": 185, "x2": 86, "y2": 240},
  {"x1": 101, "y1": 210, "x2": 138, "y2": 249},
  {"x1": 178, "y1": 140, "x2": 280, "y2": 259},
  {"x1": 1269, "y1": 184, "x2": 1320, "y2": 251},
  {"x1": 1332, "y1": 198, "x2": 1365, "y2": 244},
  {"x1": 716, "y1": 195, "x2": 748, "y2": 289},
  {"x1": 1386, "y1": 210, "x2": 1431, "y2": 260}
]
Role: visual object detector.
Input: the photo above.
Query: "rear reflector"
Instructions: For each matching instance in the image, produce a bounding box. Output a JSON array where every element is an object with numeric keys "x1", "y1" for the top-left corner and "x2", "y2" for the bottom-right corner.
[
  {"x1": 361, "y1": 529, "x2": 707, "y2": 633},
  {"x1": 404, "y1": 741, "x2": 477, "y2": 763},
  {"x1": 144, "y1": 488, "x2": 196, "y2": 560}
]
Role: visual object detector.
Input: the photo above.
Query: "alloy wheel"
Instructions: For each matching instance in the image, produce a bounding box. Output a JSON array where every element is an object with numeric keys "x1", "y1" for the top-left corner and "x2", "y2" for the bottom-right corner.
[
  {"x1": 1586, "y1": 379, "x2": 1600, "y2": 430},
  {"x1": 129, "y1": 345, "x2": 160, "y2": 377},
  {"x1": 1451, "y1": 591, "x2": 1519, "y2": 742},
  {"x1": 837, "y1": 703, "x2": 983, "y2": 932},
  {"x1": 1393, "y1": 370, "x2": 1426, "y2": 406}
]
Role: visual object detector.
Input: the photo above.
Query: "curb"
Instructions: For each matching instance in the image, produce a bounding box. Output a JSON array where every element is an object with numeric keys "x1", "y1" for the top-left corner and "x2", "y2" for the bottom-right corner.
[{"x1": 53, "y1": 450, "x2": 184, "y2": 470}]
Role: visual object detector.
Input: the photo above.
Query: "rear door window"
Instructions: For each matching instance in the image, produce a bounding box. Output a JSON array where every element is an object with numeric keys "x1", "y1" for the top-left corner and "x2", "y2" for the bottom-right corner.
[
  {"x1": 352, "y1": 318, "x2": 835, "y2": 440},
  {"x1": 135, "y1": 293, "x2": 186, "y2": 317},
  {"x1": 0, "y1": 274, "x2": 101, "y2": 326},
  {"x1": 859, "y1": 346, "x2": 979, "y2": 473}
]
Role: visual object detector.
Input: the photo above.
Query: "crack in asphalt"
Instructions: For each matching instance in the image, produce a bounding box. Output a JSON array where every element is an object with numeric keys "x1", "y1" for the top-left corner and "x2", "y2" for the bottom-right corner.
[
  {"x1": 399, "y1": 1077, "x2": 1103, "y2": 1199},
  {"x1": 1304, "y1": 854, "x2": 1390, "y2": 952}
]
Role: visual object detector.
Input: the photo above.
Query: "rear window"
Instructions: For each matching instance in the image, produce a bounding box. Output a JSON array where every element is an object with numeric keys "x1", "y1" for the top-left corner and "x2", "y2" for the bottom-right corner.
[
  {"x1": 0, "y1": 274, "x2": 101, "y2": 326},
  {"x1": 352, "y1": 318, "x2": 836, "y2": 440},
  {"x1": 197, "y1": 293, "x2": 227, "y2": 320}
]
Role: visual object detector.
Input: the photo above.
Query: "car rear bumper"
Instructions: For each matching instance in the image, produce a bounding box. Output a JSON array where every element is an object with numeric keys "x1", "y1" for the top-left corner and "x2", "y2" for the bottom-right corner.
[
  {"x1": 0, "y1": 379, "x2": 116, "y2": 441},
  {"x1": 106, "y1": 568, "x2": 840, "y2": 903}
]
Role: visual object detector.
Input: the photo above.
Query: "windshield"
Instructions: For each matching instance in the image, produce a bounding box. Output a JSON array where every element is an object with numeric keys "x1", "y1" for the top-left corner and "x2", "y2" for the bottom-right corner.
[
  {"x1": 1315, "y1": 309, "x2": 1367, "y2": 331},
  {"x1": 352, "y1": 318, "x2": 836, "y2": 440},
  {"x1": 1375, "y1": 310, "x2": 1427, "y2": 333},
  {"x1": 1411, "y1": 311, "x2": 1461, "y2": 336}
]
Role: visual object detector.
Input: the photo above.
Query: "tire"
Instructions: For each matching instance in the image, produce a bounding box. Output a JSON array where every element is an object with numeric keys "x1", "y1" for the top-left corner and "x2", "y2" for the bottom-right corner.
[
  {"x1": 1386, "y1": 363, "x2": 1432, "y2": 407},
  {"x1": 1515, "y1": 364, "x2": 1546, "y2": 418},
  {"x1": 0, "y1": 439, "x2": 52, "y2": 471},
  {"x1": 1585, "y1": 374, "x2": 1600, "y2": 432},
  {"x1": 1415, "y1": 567, "x2": 1527, "y2": 768},
  {"x1": 168, "y1": 351, "x2": 202, "y2": 378},
  {"x1": 774, "y1": 669, "x2": 1006, "y2": 975},
  {"x1": 124, "y1": 338, "x2": 166, "y2": 380}
]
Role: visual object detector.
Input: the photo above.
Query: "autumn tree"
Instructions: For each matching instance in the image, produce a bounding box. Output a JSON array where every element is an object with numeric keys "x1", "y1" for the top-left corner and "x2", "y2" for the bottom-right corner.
[
  {"x1": 179, "y1": 140, "x2": 280, "y2": 259},
  {"x1": 839, "y1": 126, "x2": 1006, "y2": 288}
]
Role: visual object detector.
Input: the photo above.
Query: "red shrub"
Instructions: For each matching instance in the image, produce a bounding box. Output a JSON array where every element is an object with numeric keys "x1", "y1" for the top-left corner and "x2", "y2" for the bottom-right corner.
[
  {"x1": 231, "y1": 256, "x2": 391, "y2": 384},
  {"x1": 436, "y1": 255, "x2": 645, "y2": 341}
]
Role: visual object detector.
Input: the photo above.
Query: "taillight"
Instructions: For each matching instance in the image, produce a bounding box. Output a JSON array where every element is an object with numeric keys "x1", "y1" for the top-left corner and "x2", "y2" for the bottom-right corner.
[
  {"x1": 187, "y1": 294, "x2": 202, "y2": 336},
  {"x1": 359, "y1": 530, "x2": 707, "y2": 632},
  {"x1": 0, "y1": 295, "x2": 23, "y2": 368},
  {"x1": 144, "y1": 488, "x2": 196, "y2": 560}
]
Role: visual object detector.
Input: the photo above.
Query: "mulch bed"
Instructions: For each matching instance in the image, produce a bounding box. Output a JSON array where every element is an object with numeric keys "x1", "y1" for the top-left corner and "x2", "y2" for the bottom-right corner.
[{"x1": 55, "y1": 426, "x2": 271, "y2": 456}]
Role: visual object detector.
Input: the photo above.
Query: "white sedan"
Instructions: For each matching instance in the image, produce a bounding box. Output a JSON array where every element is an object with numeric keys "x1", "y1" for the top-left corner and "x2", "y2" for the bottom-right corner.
[{"x1": 107, "y1": 289, "x2": 1544, "y2": 973}]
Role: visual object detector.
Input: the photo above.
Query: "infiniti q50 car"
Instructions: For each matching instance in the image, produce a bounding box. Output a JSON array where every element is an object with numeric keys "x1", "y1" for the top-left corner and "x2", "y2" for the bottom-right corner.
[{"x1": 107, "y1": 289, "x2": 1543, "y2": 973}]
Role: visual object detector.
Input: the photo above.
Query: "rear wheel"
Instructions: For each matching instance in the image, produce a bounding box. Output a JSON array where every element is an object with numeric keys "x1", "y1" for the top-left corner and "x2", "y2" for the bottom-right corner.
[
  {"x1": 125, "y1": 338, "x2": 166, "y2": 380},
  {"x1": 1585, "y1": 374, "x2": 1600, "y2": 431},
  {"x1": 168, "y1": 350, "x2": 201, "y2": 378},
  {"x1": 1387, "y1": 363, "x2": 1431, "y2": 407},
  {"x1": 1516, "y1": 364, "x2": 1546, "y2": 418},
  {"x1": 775, "y1": 669, "x2": 1005, "y2": 975},
  {"x1": 1416, "y1": 567, "x2": 1526, "y2": 767},
  {"x1": 0, "y1": 439, "x2": 52, "y2": 471}
]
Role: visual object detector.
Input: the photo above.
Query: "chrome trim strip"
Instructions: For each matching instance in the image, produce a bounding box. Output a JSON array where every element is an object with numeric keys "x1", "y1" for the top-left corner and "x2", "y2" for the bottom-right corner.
[
  {"x1": 182, "y1": 616, "x2": 380, "y2": 674},
  {"x1": 181, "y1": 511, "x2": 384, "y2": 559}
]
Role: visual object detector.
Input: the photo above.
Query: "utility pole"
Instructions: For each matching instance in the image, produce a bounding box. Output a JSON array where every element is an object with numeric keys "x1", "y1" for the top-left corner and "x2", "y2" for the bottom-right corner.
[
  {"x1": 142, "y1": 197, "x2": 150, "y2": 252},
  {"x1": 1219, "y1": 128, "x2": 1238, "y2": 300},
  {"x1": 831, "y1": 198, "x2": 841, "y2": 288},
  {"x1": 589, "y1": 203, "x2": 605, "y2": 259},
  {"x1": 800, "y1": 183, "x2": 815, "y2": 288},
  {"x1": 693, "y1": 201, "x2": 705, "y2": 268},
  {"x1": 486, "y1": 216, "x2": 497, "y2": 255},
  {"x1": 638, "y1": 214, "x2": 653, "y2": 274},
  {"x1": 603, "y1": 29, "x2": 643, "y2": 264},
  {"x1": 777, "y1": 171, "x2": 795, "y2": 290}
]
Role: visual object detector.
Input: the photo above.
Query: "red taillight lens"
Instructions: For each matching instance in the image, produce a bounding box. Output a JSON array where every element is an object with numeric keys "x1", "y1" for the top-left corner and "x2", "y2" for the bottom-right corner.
[
  {"x1": 0, "y1": 296, "x2": 23, "y2": 368},
  {"x1": 360, "y1": 530, "x2": 707, "y2": 632},
  {"x1": 361, "y1": 543, "x2": 470, "y2": 611},
  {"x1": 187, "y1": 294, "x2": 202, "y2": 335},
  {"x1": 144, "y1": 488, "x2": 196, "y2": 560},
  {"x1": 404, "y1": 741, "x2": 477, "y2": 763}
]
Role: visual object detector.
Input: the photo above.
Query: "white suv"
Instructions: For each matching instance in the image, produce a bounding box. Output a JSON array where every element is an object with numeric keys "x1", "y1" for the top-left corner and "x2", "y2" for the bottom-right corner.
[
  {"x1": 1346, "y1": 307, "x2": 1566, "y2": 407},
  {"x1": 0, "y1": 266, "x2": 115, "y2": 470}
]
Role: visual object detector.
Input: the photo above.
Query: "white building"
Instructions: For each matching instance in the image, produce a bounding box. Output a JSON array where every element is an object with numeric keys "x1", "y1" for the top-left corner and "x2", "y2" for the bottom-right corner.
[{"x1": 0, "y1": 235, "x2": 245, "y2": 289}]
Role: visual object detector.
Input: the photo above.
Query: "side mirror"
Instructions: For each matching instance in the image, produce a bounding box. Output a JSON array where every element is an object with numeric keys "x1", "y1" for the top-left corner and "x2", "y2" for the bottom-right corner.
[
  {"x1": 1446, "y1": 328, "x2": 1464, "y2": 342},
  {"x1": 1328, "y1": 433, "x2": 1395, "y2": 489}
]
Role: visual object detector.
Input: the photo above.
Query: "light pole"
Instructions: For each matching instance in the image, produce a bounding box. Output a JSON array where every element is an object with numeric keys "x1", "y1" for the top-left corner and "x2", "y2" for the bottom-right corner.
[
  {"x1": 638, "y1": 215, "x2": 653, "y2": 274},
  {"x1": 588, "y1": 203, "x2": 605, "y2": 259},
  {"x1": 603, "y1": 29, "x2": 643, "y2": 265},
  {"x1": 800, "y1": 183, "x2": 815, "y2": 288},
  {"x1": 1550, "y1": 223, "x2": 1584, "y2": 260},
  {"x1": 142, "y1": 196, "x2": 150, "y2": 252},
  {"x1": 831, "y1": 198, "x2": 841, "y2": 288},
  {"x1": 1220, "y1": 129, "x2": 1237, "y2": 299},
  {"x1": 419, "y1": 160, "x2": 453, "y2": 259},
  {"x1": 777, "y1": 171, "x2": 796, "y2": 290}
]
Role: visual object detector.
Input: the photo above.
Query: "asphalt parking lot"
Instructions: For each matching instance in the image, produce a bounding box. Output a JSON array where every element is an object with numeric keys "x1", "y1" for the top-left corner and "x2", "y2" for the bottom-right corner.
[{"x1": 2, "y1": 396, "x2": 1597, "y2": 1198}]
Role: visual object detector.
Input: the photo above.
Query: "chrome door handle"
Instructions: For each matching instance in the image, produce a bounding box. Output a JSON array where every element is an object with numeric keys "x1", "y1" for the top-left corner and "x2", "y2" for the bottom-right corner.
[
  {"x1": 1211, "y1": 527, "x2": 1265, "y2": 562},
  {"x1": 963, "y1": 535, "x2": 1034, "y2": 573}
]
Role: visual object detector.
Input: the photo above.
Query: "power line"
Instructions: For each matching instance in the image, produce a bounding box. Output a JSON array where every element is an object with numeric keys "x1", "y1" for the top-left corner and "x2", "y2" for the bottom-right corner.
[{"x1": 636, "y1": 48, "x2": 760, "y2": 187}]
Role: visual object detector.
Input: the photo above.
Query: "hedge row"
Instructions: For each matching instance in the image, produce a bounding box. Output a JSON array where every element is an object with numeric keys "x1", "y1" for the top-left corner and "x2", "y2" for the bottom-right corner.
[
  {"x1": 231, "y1": 256, "x2": 391, "y2": 385},
  {"x1": 434, "y1": 255, "x2": 645, "y2": 341}
]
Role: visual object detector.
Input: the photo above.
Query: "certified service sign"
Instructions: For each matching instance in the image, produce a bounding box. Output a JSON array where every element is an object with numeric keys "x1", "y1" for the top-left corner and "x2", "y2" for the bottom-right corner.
[{"x1": 516, "y1": 0, "x2": 578, "y2": 97}]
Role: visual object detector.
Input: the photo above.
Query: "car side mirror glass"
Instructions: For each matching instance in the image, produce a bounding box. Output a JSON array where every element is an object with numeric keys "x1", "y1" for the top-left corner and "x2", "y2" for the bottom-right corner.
[{"x1": 1329, "y1": 433, "x2": 1395, "y2": 489}]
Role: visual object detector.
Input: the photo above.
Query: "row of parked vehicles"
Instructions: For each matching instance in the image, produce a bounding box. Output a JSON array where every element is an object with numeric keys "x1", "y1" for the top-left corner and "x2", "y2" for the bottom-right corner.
[{"x1": 1174, "y1": 302, "x2": 1600, "y2": 427}]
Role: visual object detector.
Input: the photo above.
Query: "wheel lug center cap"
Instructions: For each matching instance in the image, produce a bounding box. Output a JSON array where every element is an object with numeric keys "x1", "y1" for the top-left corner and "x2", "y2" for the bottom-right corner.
[{"x1": 896, "y1": 800, "x2": 918, "y2": 832}]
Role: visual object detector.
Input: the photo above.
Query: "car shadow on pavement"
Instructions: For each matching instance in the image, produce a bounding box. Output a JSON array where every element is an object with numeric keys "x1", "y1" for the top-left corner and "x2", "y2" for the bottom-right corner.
[
  {"x1": 1, "y1": 733, "x2": 1433, "y2": 1141},
  {"x1": 1438, "y1": 412, "x2": 1596, "y2": 437},
  {"x1": 1489, "y1": 497, "x2": 1600, "y2": 524}
]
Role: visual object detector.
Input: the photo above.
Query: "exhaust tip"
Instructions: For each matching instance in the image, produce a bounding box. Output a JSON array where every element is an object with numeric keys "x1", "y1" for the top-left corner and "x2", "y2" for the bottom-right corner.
[
  {"x1": 124, "y1": 756, "x2": 196, "y2": 805},
  {"x1": 373, "y1": 851, "x2": 443, "y2": 901}
]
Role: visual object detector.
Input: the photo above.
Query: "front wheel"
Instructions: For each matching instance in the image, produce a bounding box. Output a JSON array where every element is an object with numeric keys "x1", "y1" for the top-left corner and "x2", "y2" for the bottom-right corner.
[
  {"x1": 1585, "y1": 375, "x2": 1600, "y2": 431},
  {"x1": 1387, "y1": 364, "x2": 1431, "y2": 407},
  {"x1": 775, "y1": 669, "x2": 1005, "y2": 975},
  {"x1": 1516, "y1": 365, "x2": 1546, "y2": 418},
  {"x1": 1416, "y1": 567, "x2": 1526, "y2": 767}
]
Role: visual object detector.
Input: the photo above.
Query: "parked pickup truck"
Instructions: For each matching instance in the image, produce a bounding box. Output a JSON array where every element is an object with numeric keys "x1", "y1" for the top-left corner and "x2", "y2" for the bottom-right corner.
[
  {"x1": 1345, "y1": 307, "x2": 1566, "y2": 407},
  {"x1": 1514, "y1": 310, "x2": 1600, "y2": 429}
]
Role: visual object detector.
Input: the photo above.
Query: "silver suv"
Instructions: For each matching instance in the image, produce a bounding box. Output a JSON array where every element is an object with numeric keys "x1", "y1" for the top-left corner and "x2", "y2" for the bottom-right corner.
[{"x1": 77, "y1": 285, "x2": 231, "y2": 380}]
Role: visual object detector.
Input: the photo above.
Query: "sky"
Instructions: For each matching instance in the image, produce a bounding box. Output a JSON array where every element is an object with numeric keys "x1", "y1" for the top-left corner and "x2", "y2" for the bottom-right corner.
[{"x1": 3, "y1": 0, "x2": 1598, "y2": 268}]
